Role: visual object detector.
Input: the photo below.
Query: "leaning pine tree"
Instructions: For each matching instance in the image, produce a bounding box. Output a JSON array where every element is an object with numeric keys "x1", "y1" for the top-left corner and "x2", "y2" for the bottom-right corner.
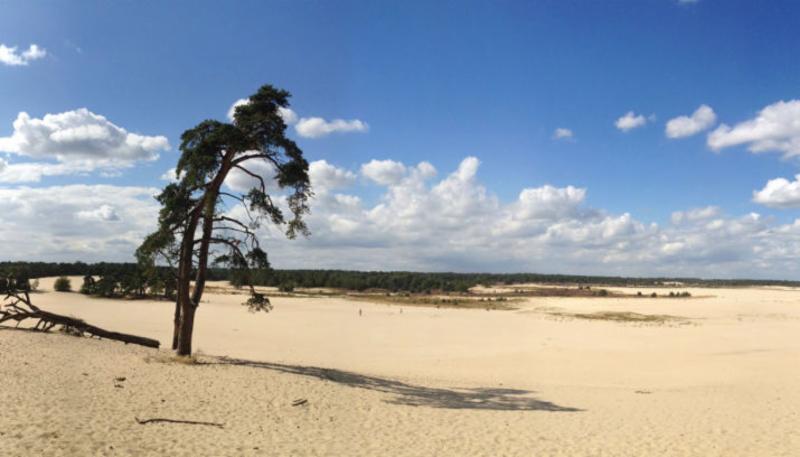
[{"x1": 137, "y1": 84, "x2": 311, "y2": 356}]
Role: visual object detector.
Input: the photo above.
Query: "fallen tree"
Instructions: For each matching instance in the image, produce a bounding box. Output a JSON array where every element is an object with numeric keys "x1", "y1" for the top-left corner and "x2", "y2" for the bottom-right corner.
[{"x1": 0, "y1": 278, "x2": 160, "y2": 349}]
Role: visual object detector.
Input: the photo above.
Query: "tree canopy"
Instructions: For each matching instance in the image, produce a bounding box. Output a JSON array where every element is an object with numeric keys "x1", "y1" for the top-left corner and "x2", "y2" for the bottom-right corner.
[{"x1": 136, "y1": 84, "x2": 312, "y2": 355}]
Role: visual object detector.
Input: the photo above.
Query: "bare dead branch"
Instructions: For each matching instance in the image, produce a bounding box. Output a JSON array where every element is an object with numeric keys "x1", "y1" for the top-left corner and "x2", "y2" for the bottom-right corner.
[
  {"x1": 1, "y1": 289, "x2": 159, "y2": 349},
  {"x1": 135, "y1": 417, "x2": 224, "y2": 428}
]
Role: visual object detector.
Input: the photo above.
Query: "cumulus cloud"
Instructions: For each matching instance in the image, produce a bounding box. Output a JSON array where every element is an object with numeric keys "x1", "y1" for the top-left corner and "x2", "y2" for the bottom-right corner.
[
  {"x1": 615, "y1": 111, "x2": 648, "y2": 132},
  {"x1": 279, "y1": 107, "x2": 299, "y2": 125},
  {"x1": 670, "y1": 206, "x2": 721, "y2": 225},
  {"x1": 8, "y1": 155, "x2": 800, "y2": 278},
  {"x1": 0, "y1": 108, "x2": 169, "y2": 182},
  {"x1": 0, "y1": 161, "x2": 95, "y2": 183},
  {"x1": 708, "y1": 100, "x2": 800, "y2": 158},
  {"x1": 235, "y1": 156, "x2": 800, "y2": 278},
  {"x1": 515, "y1": 185, "x2": 587, "y2": 220},
  {"x1": 224, "y1": 159, "x2": 278, "y2": 193},
  {"x1": 0, "y1": 185, "x2": 158, "y2": 262},
  {"x1": 295, "y1": 117, "x2": 368, "y2": 139},
  {"x1": 360, "y1": 159, "x2": 437, "y2": 191},
  {"x1": 309, "y1": 160, "x2": 356, "y2": 193},
  {"x1": 553, "y1": 128, "x2": 574, "y2": 140},
  {"x1": 666, "y1": 105, "x2": 717, "y2": 138},
  {"x1": 752, "y1": 175, "x2": 800, "y2": 208},
  {"x1": 77, "y1": 204, "x2": 120, "y2": 222},
  {"x1": 224, "y1": 157, "x2": 356, "y2": 195},
  {"x1": 361, "y1": 159, "x2": 409, "y2": 186},
  {"x1": 0, "y1": 43, "x2": 46, "y2": 66}
]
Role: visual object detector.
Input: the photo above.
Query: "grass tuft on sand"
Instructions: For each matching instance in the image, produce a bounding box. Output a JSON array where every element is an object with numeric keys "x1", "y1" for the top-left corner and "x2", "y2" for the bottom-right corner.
[{"x1": 548, "y1": 310, "x2": 691, "y2": 325}]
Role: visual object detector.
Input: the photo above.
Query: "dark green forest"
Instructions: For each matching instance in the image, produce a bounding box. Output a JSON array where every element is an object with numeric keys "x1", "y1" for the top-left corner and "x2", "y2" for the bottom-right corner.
[{"x1": 2, "y1": 261, "x2": 799, "y2": 298}]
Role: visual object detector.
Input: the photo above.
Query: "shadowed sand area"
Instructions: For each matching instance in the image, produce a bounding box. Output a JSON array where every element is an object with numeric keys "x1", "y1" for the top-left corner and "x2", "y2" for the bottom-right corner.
[{"x1": 1, "y1": 277, "x2": 799, "y2": 456}]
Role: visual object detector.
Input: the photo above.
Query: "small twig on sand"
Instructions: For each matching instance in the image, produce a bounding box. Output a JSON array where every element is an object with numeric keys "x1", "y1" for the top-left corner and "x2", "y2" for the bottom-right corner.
[
  {"x1": 292, "y1": 398, "x2": 308, "y2": 407},
  {"x1": 135, "y1": 417, "x2": 224, "y2": 428}
]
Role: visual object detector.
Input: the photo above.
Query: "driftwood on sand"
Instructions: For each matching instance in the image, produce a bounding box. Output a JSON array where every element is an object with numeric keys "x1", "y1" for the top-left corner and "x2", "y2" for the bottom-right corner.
[
  {"x1": 135, "y1": 417, "x2": 224, "y2": 428},
  {"x1": 0, "y1": 282, "x2": 160, "y2": 349}
]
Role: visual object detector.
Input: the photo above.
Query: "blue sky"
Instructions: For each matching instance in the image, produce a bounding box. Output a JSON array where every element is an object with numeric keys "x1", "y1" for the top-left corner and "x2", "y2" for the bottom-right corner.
[{"x1": 2, "y1": 0, "x2": 800, "y2": 278}]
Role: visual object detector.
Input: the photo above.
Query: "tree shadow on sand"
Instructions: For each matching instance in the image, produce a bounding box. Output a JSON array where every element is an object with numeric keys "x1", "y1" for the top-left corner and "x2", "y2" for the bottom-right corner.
[{"x1": 203, "y1": 357, "x2": 582, "y2": 412}]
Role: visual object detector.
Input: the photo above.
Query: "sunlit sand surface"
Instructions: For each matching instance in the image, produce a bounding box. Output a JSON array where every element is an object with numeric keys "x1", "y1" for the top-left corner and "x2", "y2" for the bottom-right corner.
[{"x1": 1, "y1": 277, "x2": 799, "y2": 456}]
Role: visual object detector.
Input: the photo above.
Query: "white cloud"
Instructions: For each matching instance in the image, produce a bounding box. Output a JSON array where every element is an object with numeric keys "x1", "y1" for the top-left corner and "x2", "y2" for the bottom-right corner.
[
  {"x1": 515, "y1": 185, "x2": 587, "y2": 220},
  {"x1": 665, "y1": 105, "x2": 717, "y2": 138},
  {"x1": 295, "y1": 117, "x2": 368, "y2": 139},
  {"x1": 360, "y1": 159, "x2": 437, "y2": 188},
  {"x1": 279, "y1": 107, "x2": 299, "y2": 125},
  {"x1": 0, "y1": 161, "x2": 95, "y2": 183},
  {"x1": 309, "y1": 160, "x2": 356, "y2": 193},
  {"x1": 670, "y1": 206, "x2": 721, "y2": 225},
  {"x1": 753, "y1": 175, "x2": 800, "y2": 208},
  {"x1": 224, "y1": 157, "x2": 358, "y2": 195},
  {"x1": 707, "y1": 100, "x2": 800, "y2": 158},
  {"x1": 160, "y1": 167, "x2": 178, "y2": 182},
  {"x1": 553, "y1": 128, "x2": 574, "y2": 140},
  {"x1": 7, "y1": 156, "x2": 800, "y2": 278},
  {"x1": 0, "y1": 43, "x2": 46, "y2": 66},
  {"x1": 615, "y1": 111, "x2": 648, "y2": 132},
  {"x1": 361, "y1": 159, "x2": 408, "y2": 186},
  {"x1": 0, "y1": 185, "x2": 158, "y2": 262},
  {"x1": 243, "y1": 156, "x2": 800, "y2": 278},
  {"x1": 0, "y1": 108, "x2": 169, "y2": 182},
  {"x1": 77, "y1": 204, "x2": 120, "y2": 222},
  {"x1": 224, "y1": 159, "x2": 278, "y2": 193}
]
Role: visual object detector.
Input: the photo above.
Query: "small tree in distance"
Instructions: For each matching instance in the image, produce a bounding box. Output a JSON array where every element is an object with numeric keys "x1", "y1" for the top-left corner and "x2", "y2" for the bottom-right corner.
[
  {"x1": 137, "y1": 84, "x2": 312, "y2": 356},
  {"x1": 54, "y1": 276, "x2": 72, "y2": 292}
]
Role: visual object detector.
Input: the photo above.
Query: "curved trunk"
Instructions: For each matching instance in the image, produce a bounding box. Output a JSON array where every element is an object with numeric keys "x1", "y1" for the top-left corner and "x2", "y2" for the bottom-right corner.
[
  {"x1": 174, "y1": 152, "x2": 234, "y2": 356},
  {"x1": 174, "y1": 203, "x2": 200, "y2": 356}
]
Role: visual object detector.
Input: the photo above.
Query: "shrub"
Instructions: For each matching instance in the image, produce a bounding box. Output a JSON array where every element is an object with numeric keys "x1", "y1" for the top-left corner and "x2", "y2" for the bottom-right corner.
[
  {"x1": 279, "y1": 282, "x2": 295, "y2": 293},
  {"x1": 650, "y1": 292, "x2": 657, "y2": 298},
  {"x1": 54, "y1": 276, "x2": 72, "y2": 292},
  {"x1": 80, "y1": 275, "x2": 96, "y2": 295}
]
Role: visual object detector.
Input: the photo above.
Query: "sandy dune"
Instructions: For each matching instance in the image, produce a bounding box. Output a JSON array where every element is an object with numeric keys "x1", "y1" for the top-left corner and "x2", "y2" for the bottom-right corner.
[{"x1": 1, "y1": 277, "x2": 799, "y2": 456}]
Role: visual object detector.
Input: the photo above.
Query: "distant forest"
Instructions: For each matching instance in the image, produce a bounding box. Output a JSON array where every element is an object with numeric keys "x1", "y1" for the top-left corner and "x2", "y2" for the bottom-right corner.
[{"x1": 1, "y1": 261, "x2": 799, "y2": 295}]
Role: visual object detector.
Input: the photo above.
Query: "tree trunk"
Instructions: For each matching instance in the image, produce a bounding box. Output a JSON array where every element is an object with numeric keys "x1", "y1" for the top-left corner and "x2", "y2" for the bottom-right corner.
[
  {"x1": 172, "y1": 151, "x2": 233, "y2": 357},
  {"x1": 176, "y1": 301, "x2": 196, "y2": 356},
  {"x1": 171, "y1": 300, "x2": 181, "y2": 350}
]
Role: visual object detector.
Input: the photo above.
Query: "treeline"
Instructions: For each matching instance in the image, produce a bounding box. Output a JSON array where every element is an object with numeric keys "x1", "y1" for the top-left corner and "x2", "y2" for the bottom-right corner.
[
  {"x1": 3, "y1": 261, "x2": 800, "y2": 294},
  {"x1": 238, "y1": 269, "x2": 477, "y2": 293},
  {"x1": 0, "y1": 262, "x2": 210, "y2": 299},
  {"x1": 0, "y1": 261, "x2": 228, "y2": 282},
  {"x1": 243, "y1": 269, "x2": 800, "y2": 292}
]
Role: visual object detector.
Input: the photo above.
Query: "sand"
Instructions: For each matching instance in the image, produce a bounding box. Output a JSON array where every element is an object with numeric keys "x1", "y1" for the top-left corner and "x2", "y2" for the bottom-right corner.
[{"x1": 1, "y1": 277, "x2": 799, "y2": 456}]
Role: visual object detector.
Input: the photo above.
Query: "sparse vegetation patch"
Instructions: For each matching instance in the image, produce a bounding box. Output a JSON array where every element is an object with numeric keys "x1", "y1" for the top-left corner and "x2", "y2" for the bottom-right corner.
[{"x1": 547, "y1": 310, "x2": 691, "y2": 326}]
